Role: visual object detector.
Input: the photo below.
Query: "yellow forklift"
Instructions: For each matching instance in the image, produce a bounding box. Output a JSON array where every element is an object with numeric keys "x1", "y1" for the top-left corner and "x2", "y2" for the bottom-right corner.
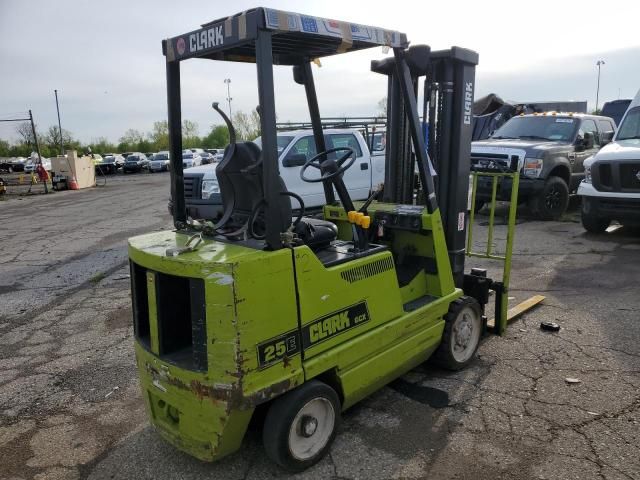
[{"x1": 128, "y1": 7, "x2": 517, "y2": 471}]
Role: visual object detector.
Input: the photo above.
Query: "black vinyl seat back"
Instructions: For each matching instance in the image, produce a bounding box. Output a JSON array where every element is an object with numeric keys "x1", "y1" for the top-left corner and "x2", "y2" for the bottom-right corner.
[
  {"x1": 215, "y1": 141, "x2": 264, "y2": 220},
  {"x1": 214, "y1": 132, "x2": 292, "y2": 237},
  {"x1": 210, "y1": 103, "x2": 299, "y2": 240}
]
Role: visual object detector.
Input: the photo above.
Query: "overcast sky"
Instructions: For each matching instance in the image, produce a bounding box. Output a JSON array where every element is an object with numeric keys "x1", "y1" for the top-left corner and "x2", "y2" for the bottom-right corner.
[{"x1": 1, "y1": 0, "x2": 639, "y2": 144}]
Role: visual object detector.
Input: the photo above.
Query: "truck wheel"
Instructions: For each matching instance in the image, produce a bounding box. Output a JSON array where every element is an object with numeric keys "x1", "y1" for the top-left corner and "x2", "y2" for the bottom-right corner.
[
  {"x1": 433, "y1": 297, "x2": 482, "y2": 371},
  {"x1": 581, "y1": 211, "x2": 610, "y2": 233},
  {"x1": 263, "y1": 380, "x2": 341, "y2": 472},
  {"x1": 529, "y1": 176, "x2": 569, "y2": 220}
]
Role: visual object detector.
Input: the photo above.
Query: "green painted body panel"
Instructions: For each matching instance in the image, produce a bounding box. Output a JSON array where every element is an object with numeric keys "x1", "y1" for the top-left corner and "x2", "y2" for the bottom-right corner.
[
  {"x1": 128, "y1": 200, "x2": 461, "y2": 461},
  {"x1": 324, "y1": 201, "x2": 456, "y2": 297},
  {"x1": 303, "y1": 294, "x2": 454, "y2": 409},
  {"x1": 293, "y1": 246, "x2": 404, "y2": 359},
  {"x1": 129, "y1": 231, "x2": 304, "y2": 462}
]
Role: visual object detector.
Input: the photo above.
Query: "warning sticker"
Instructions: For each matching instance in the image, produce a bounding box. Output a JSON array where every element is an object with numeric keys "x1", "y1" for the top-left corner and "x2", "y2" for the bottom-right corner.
[{"x1": 458, "y1": 211, "x2": 465, "y2": 231}]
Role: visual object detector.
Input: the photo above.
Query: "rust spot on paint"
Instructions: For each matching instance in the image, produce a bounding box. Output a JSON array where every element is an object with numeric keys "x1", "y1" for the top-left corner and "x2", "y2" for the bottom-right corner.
[{"x1": 147, "y1": 361, "x2": 292, "y2": 408}]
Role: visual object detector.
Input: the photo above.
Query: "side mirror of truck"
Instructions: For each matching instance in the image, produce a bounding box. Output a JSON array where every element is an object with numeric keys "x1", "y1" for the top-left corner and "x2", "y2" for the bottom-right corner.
[
  {"x1": 583, "y1": 132, "x2": 595, "y2": 149},
  {"x1": 282, "y1": 153, "x2": 307, "y2": 167},
  {"x1": 600, "y1": 131, "x2": 614, "y2": 147}
]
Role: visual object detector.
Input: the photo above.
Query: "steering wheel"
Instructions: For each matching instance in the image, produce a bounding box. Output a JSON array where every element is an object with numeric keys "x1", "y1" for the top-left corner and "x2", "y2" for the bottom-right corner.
[{"x1": 299, "y1": 147, "x2": 356, "y2": 183}]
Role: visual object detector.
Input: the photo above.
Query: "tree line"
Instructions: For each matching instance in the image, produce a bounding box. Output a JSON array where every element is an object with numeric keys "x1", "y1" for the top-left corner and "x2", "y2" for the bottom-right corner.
[{"x1": 0, "y1": 109, "x2": 262, "y2": 158}]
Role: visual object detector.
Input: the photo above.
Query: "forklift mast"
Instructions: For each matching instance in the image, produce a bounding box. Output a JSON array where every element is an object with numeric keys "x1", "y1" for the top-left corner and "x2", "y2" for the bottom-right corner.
[
  {"x1": 372, "y1": 46, "x2": 478, "y2": 286},
  {"x1": 427, "y1": 48, "x2": 478, "y2": 287}
]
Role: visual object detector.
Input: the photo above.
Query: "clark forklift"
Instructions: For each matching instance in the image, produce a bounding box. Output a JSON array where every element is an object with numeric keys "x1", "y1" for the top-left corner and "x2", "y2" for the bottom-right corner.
[{"x1": 128, "y1": 7, "x2": 507, "y2": 472}]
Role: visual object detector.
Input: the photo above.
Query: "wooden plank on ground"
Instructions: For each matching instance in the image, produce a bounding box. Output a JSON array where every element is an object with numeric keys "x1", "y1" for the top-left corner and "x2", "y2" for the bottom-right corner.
[{"x1": 487, "y1": 295, "x2": 545, "y2": 329}]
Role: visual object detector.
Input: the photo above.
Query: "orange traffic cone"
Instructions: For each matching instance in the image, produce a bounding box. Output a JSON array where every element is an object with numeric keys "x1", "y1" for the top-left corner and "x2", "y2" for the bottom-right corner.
[{"x1": 69, "y1": 176, "x2": 79, "y2": 190}]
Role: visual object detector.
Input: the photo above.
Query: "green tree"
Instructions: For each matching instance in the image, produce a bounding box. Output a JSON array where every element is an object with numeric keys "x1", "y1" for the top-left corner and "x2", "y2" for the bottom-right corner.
[
  {"x1": 233, "y1": 110, "x2": 261, "y2": 140},
  {"x1": 0, "y1": 139, "x2": 10, "y2": 157},
  {"x1": 87, "y1": 137, "x2": 117, "y2": 155},
  {"x1": 149, "y1": 120, "x2": 169, "y2": 151},
  {"x1": 182, "y1": 120, "x2": 200, "y2": 148},
  {"x1": 202, "y1": 124, "x2": 230, "y2": 148},
  {"x1": 15, "y1": 122, "x2": 37, "y2": 148},
  {"x1": 45, "y1": 125, "x2": 74, "y2": 154},
  {"x1": 136, "y1": 139, "x2": 153, "y2": 153},
  {"x1": 119, "y1": 129, "x2": 144, "y2": 148}
]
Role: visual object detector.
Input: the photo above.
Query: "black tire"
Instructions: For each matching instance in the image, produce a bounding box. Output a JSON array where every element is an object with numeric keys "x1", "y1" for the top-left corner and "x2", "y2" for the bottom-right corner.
[
  {"x1": 528, "y1": 176, "x2": 569, "y2": 220},
  {"x1": 581, "y1": 211, "x2": 610, "y2": 233},
  {"x1": 432, "y1": 296, "x2": 482, "y2": 371},
  {"x1": 263, "y1": 380, "x2": 341, "y2": 472}
]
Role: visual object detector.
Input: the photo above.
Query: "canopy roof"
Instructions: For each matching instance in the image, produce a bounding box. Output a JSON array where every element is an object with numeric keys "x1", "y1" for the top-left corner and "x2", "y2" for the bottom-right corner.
[{"x1": 163, "y1": 7, "x2": 408, "y2": 65}]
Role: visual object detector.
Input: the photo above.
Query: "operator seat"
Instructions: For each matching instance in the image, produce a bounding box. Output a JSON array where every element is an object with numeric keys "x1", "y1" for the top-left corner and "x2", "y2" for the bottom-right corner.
[
  {"x1": 215, "y1": 140, "x2": 293, "y2": 236},
  {"x1": 211, "y1": 103, "x2": 338, "y2": 247},
  {"x1": 216, "y1": 141, "x2": 337, "y2": 247}
]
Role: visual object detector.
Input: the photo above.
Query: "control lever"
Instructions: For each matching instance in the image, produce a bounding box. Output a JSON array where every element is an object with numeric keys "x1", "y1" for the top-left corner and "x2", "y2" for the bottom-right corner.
[
  {"x1": 348, "y1": 211, "x2": 371, "y2": 251},
  {"x1": 358, "y1": 185, "x2": 383, "y2": 214}
]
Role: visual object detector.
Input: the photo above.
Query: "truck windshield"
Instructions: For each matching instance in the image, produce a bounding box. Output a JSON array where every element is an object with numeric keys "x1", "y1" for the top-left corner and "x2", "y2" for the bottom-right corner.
[
  {"x1": 253, "y1": 135, "x2": 295, "y2": 154},
  {"x1": 617, "y1": 107, "x2": 640, "y2": 140},
  {"x1": 491, "y1": 116, "x2": 578, "y2": 142}
]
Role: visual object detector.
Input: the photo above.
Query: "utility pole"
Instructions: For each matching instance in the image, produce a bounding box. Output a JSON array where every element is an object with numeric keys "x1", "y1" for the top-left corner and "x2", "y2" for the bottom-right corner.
[
  {"x1": 595, "y1": 60, "x2": 605, "y2": 113},
  {"x1": 224, "y1": 78, "x2": 232, "y2": 119},
  {"x1": 29, "y1": 109, "x2": 48, "y2": 194},
  {"x1": 54, "y1": 89, "x2": 64, "y2": 155}
]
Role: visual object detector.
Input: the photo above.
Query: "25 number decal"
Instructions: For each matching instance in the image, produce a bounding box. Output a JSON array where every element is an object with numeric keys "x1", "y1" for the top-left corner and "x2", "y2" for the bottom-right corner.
[
  {"x1": 263, "y1": 341, "x2": 287, "y2": 363},
  {"x1": 257, "y1": 332, "x2": 300, "y2": 368}
]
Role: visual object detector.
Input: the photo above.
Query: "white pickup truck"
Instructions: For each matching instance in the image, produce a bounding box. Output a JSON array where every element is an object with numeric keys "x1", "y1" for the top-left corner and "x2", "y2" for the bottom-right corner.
[
  {"x1": 173, "y1": 128, "x2": 384, "y2": 220},
  {"x1": 578, "y1": 89, "x2": 640, "y2": 232}
]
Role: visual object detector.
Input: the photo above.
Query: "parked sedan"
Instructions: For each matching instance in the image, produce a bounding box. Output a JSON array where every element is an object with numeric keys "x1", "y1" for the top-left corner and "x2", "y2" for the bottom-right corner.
[
  {"x1": 24, "y1": 155, "x2": 51, "y2": 173},
  {"x1": 182, "y1": 152, "x2": 202, "y2": 169},
  {"x1": 123, "y1": 153, "x2": 148, "y2": 173},
  {"x1": 95, "y1": 155, "x2": 120, "y2": 174},
  {"x1": 200, "y1": 152, "x2": 215, "y2": 164},
  {"x1": 149, "y1": 152, "x2": 170, "y2": 172},
  {"x1": 103, "y1": 153, "x2": 125, "y2": 169}
]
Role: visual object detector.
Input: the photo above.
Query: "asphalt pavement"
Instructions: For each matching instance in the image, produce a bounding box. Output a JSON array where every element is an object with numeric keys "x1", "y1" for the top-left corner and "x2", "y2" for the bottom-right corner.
[{"x1": 0, "y1": 173, "x2": 638, "y2": 480}]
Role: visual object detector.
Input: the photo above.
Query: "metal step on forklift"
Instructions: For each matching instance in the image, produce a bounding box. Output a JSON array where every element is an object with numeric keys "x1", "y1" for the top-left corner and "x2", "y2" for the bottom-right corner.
[{"x1": 128, "y1": 7, "x2": 533, "y2": 472}]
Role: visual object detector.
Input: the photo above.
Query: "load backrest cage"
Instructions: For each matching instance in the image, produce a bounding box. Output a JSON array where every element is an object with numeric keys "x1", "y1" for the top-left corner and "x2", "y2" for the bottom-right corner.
[
  {"x1": 162, "y1": 7, "x2": 408, "y2": 250},
  {"x1": 466, "y1": 169, "x2": 520, "y2": 335}
]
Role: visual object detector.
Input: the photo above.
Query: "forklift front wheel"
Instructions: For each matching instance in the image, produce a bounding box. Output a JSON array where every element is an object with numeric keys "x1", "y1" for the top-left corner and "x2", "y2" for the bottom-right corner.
[
  {"x1": 433, "y1": 297, "x2": 482, "y2": 371},
  {"x1": 263, "y1": 380, "x2": 341, "y2": 472}
]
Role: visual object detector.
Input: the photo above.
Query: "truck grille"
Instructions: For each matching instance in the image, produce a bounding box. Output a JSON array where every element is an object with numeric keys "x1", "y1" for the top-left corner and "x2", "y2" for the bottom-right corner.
[
  {"x1": 183, "y1": 174, "x2": 203, "y2": 200},
  {"x1": 130, "y1": 262, "x2": 207, "y2": 372},
  {"x1": 471, "y1": 152, "x2": 521, "y2": 172},
  {"x1": 593, "y1": 161, "x2": 640, "y2": 193},
  {"x1": 620, "y1": 164, "x2": 640, "y2": 190}
]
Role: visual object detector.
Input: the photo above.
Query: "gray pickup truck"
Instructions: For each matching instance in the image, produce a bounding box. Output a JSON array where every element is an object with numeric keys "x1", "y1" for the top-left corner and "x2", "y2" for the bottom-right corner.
[{"x1": 471, "y1": 113, "x2": 616, "y2": 219}]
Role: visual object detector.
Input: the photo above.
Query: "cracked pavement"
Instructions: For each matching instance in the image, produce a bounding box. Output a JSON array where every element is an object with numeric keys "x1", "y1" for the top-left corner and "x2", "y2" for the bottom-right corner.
[{"x1": 1, "y1": 176, "x2": 639, "y2": 480}]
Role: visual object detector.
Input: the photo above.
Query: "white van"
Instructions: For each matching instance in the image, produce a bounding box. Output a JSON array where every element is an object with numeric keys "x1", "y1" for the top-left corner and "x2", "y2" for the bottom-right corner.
[{"x1": 578, "y1": 90, "x2": 640, "y2": 232}]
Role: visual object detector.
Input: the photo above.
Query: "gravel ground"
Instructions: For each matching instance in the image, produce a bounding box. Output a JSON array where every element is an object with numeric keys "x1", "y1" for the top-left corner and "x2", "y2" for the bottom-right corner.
[{"x1": 1, "y1": 173, "x2": 638, "y2": 480}]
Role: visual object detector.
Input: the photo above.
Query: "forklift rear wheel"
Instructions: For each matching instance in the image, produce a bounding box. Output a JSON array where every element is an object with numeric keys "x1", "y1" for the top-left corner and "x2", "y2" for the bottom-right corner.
[
  {"x1": 263, "y1": 380, "x2": 341, "y2": 472},
  {"x1": 433, "y1": 297, "x2": 482, "y2": 370}
]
